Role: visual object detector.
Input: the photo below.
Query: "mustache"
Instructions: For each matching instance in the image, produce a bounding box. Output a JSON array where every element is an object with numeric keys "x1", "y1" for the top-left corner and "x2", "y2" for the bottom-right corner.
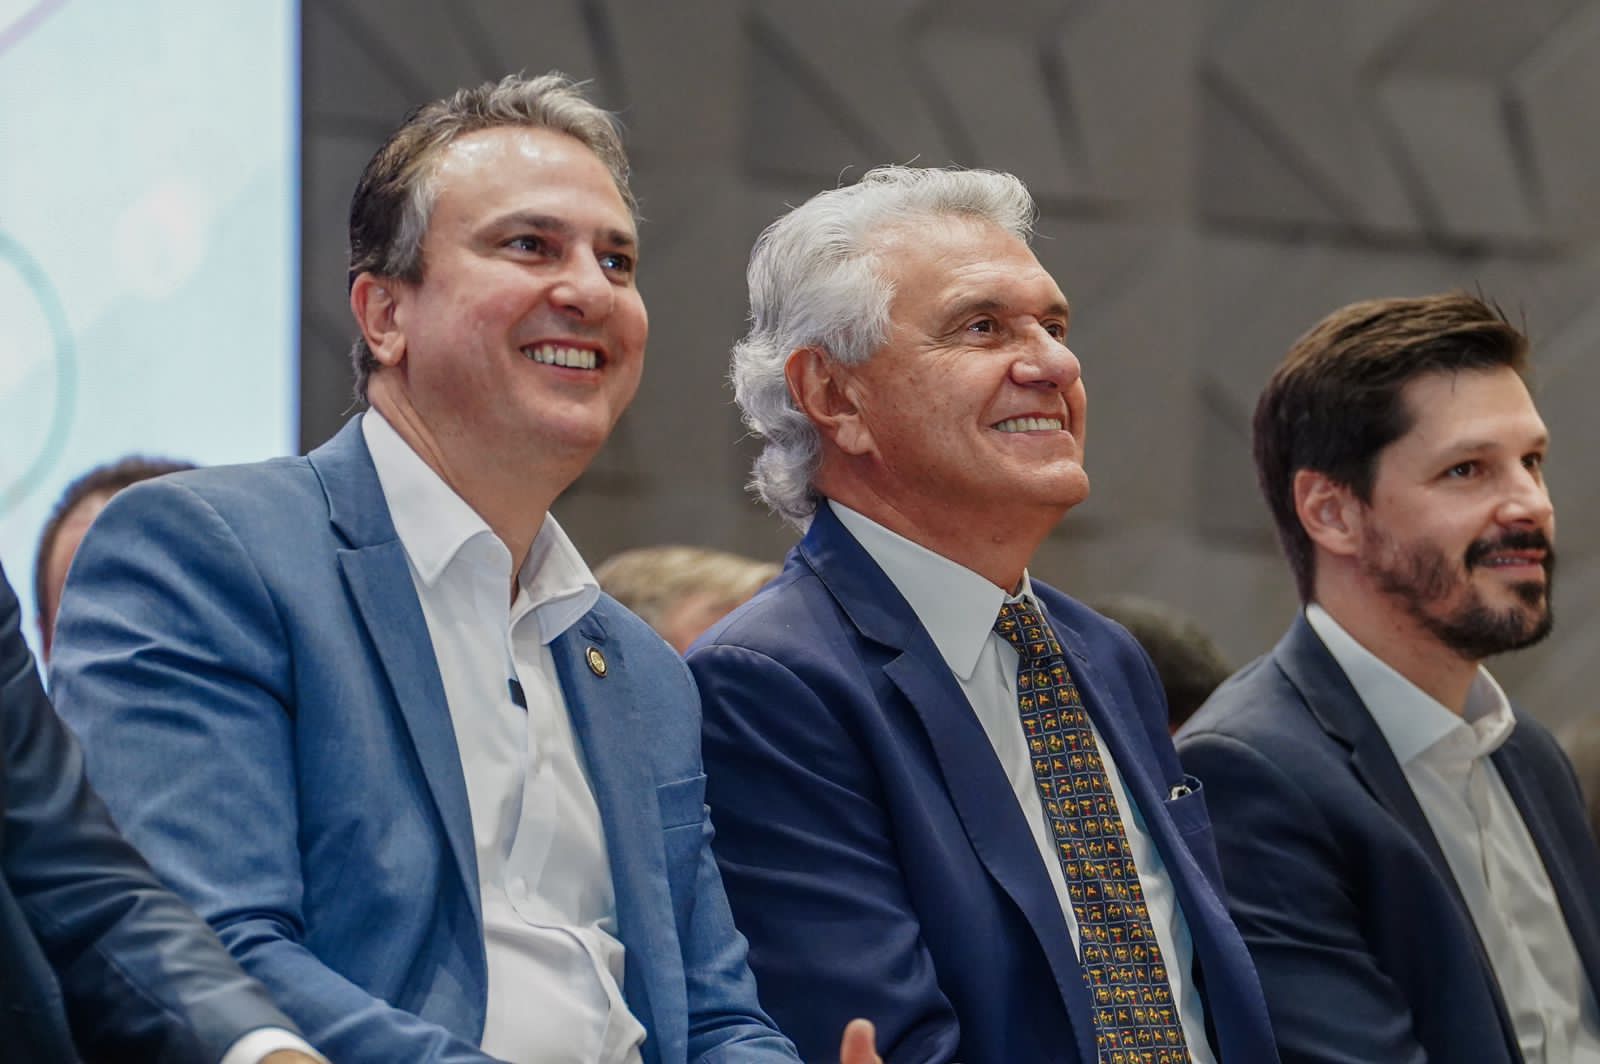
[{"x1": 1465, "y1": 529, "x2": 1555, "y2": 570}]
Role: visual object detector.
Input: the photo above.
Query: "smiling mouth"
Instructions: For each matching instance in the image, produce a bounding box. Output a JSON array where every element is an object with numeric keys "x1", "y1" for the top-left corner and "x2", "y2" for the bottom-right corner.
[
  {"x1": 1466, "y1": 531, "x2": 1553, "y2": 575},
  {"x1": 523, "y1": 343, "x2": 601, "y2": 370},
  {"x1": 1478, "y1": 552, "x2": 1547, "y2": 572},
  {"x1": 993, "y1": 416, "x2": 1064, "y2": 433}
]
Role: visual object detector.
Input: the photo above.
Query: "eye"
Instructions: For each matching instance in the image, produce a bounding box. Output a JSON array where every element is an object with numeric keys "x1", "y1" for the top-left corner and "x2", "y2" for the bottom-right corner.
[
  {"x1": 967, "y1": 317, "x2": 997, "y2": 335},
  {"x1": 506, "y1": 234, "x2": 549, "y2": 254},
  {"x1": 1523, "y1": 452, "x2": 1545, "y2": 473},
  {"x1": 599, "y1": 251, "x2": 635, "y2": 279},
  {"x1": 1445, "y1": 461, "x2": 1478, "y2": 479},
  {"x1": 1044, "y1": 320, "x2": 1068, "y2": 341}
]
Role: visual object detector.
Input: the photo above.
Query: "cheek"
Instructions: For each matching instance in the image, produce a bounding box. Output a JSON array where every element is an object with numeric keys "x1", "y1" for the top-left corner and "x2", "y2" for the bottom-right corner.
[{"x1": 612, "y1": 290, "x2": 649, "y2": 353}]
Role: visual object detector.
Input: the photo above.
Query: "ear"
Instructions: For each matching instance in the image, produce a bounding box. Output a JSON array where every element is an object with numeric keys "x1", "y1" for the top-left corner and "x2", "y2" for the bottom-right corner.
[
  {"x1": 785, "y1": 347, "x2": 874, "y2": 456},
  {"x1": 350, "y1": 273, "x2": 407, "y2": 368},
  {"x1": 1292, "y1": 469, "x2": 1362, "y2": 559}
]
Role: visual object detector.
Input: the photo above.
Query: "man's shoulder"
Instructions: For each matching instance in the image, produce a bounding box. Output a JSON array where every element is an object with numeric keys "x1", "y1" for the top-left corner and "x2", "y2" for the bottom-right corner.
[
  {"x1": 695, "y1": 557, "x2": 845, "y2": 656},
  {"x1": 77, "y1": 451, "x2": 356, "y2": 608},
  {"x1": 1178, "y1": 643, "x2": 1345, "y2": 773},
  {"x1": 108, "y1": 453, "x2": 322, "y2": 527},
  {"x1": 594, "y1": 591, "x2": 692, "y2": 673}
]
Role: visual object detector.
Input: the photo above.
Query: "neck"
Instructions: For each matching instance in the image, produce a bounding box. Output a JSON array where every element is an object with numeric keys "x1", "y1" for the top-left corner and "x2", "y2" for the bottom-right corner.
[
  {"x1": 820, "y1": 479, "x2": 1058, "y2": 593},
  {"x1": 368, "y1": 380, "x2": 566, "y2": 584},
  {"x1": 1313, "y1": 576, "x2": 1479, "y2": 715}
]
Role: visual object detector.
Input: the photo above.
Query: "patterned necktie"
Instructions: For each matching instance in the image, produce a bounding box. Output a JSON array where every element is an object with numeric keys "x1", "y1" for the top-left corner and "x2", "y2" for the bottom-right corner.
[{"x1": 994, "y1": 599, "x2": 1191, "y2": 1064}]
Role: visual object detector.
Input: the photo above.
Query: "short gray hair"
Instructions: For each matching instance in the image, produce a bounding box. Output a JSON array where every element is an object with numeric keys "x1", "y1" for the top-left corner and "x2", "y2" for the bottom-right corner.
[
  {"x1": 731, "y1": 166, "x2": 1036, "y2": 527},
  {"x1": 347, "y1": 72, "x2": 633, "y2": 400}
]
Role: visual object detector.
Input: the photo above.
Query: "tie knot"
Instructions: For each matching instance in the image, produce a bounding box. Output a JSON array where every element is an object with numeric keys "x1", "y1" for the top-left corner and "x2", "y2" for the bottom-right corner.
[{"x1": 994, "y1": 599, "x2": 1062, "y2": 663}]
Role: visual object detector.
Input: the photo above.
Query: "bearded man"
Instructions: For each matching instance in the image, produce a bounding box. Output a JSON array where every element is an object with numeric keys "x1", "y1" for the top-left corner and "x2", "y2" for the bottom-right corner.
[{"x1": 1179, "y1": 292, "x2": 1600, "y2": 1064}]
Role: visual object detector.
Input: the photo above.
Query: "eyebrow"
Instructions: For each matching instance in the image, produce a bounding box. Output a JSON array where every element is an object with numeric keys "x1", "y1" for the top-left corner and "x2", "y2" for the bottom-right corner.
[
  {"x1": 1439, "y1": 431, "x2": 1550, "y2": 456},
  {"x1": 941, "y1": 295, "x2": 1071, "y2": 329},
  {"x1": 487, "y1": 210, "x2": 637, "y2": 250}
]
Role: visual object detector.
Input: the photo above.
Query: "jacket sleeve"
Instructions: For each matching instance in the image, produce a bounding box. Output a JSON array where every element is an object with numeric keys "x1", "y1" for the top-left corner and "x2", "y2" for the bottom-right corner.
[
  {"x1": 48, "y1": 482, "x2": 500, "y2": 1064},
  {"x1": 1, "y1": 558, "x2": 297, "y2": 1063}
]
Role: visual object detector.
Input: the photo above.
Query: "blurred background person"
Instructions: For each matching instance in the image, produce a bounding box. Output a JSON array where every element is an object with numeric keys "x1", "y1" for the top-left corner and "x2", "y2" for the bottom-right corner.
[
  {"x1": 595, "y1": 545, "x2": 779, "y2": 653},
  {"x1": 33, "y1": 455, "x2": 196, "y2": 661},
  {"x1": 1090, "y1": 594, "x2": 1233, "y2": 733}
]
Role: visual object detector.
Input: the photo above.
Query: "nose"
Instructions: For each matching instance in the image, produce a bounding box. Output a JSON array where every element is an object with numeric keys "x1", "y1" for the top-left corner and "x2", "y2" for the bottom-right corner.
[
  {"x1": 549, "y1": 252, "x2": 615, "y2": 320},
  {"x1": 1011, "y1": 327, "x2": 1082, "y2": 391},
  {"x1": 1498, "y1": 465, "x2": 1555, "y2": 528}
]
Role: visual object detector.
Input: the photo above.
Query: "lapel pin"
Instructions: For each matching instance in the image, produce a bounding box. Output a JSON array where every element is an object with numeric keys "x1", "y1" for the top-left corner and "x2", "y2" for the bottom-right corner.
[{"x1": 586, "y1": 646, "x2": 607, "y2": 677}]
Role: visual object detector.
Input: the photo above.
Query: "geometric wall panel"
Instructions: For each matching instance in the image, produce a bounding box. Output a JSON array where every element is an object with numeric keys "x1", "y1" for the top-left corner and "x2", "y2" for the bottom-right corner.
[{"x1": 304, "y1": 0, "x2": 1600, "y2": 729}]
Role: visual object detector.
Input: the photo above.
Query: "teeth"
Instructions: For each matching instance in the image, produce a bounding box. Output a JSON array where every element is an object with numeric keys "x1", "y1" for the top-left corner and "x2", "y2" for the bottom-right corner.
[
  {"x1": 523, "y1": 344, "x2": 598, "y2": 370},
  {"x1": 994, "y1": 416, "x2": 1063, "y2": 434}
]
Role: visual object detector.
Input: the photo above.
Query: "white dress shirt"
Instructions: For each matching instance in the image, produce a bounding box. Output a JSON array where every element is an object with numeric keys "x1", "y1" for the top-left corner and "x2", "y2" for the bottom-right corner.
[
  {"x1": 365, "y1": 411, "x2": 645, "y2": 1064},
  {"x1": 830, "y1": 502, "x2": 1216, "y2": 1063},
  {"x1": 1307, "y1": 604, "x2": 1600, "y2": 1064}
]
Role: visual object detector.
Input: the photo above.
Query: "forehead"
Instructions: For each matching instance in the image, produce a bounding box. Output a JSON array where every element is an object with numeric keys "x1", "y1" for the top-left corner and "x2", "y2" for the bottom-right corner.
[
  {"x1": 1392, "y1": 366, "x2": 1545, "y2": 453},
  {"x1": 425, "y1": 125, "x2": 634, "y2": 235},
  {"x1": 870, "y1": 216, "x2": 1062, "y2": 316}
]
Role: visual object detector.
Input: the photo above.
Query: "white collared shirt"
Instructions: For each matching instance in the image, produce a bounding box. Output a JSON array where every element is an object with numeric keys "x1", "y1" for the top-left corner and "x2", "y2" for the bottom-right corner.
[
  {"x1": 830, "y1": 501, "x2": 1216, "y2": 1063},
  {"x1": 364, "y1": 411, "x2": 644, "y2": 1064},
  {"x1": 1307, "y1": 604, "x2": 1600, "y2": 1063}
]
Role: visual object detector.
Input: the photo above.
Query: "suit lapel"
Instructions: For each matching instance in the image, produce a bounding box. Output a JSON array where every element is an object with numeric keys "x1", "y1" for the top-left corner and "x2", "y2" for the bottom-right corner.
[
  {"x1": 802, "y1": 509, "x2": 1099, "y2": 1064},
  {"x1": 1493, "y1": 731, "x2": 1600, "y2": 994},
  {"x1": 1276, "y1": 615, "x2": 1516, "y2": 1040},
  {"x1": 1277, "y1": 617, "x2": 1455, "y2": 881},
  {"x1": 552, "y1": 605, "x2": 673, "y2": 1059},
  {"x1": 309, "y1": 420, "x2": 481, "y2": 932}
]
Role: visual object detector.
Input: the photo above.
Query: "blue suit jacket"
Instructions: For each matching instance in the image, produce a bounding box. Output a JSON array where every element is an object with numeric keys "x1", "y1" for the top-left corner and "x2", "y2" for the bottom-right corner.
[
  {"x1": 1178, "y1": 615, "x2": 1600, "y2": 1063},
  {"x1": 51, "y1": 419, "x2": 796, "y2": 1064},
  {"x1": 0, "y1": 560, "x2": 293, "y2": 1062},
  {"x1": 687, "y1": 506, "x2": 1278, "y2": 1063}
]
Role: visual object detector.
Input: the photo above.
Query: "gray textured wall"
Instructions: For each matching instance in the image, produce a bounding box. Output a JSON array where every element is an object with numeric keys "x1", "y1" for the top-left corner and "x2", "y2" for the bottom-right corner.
[{"x1": 301, "y1": 0, "x2": 1600, "y2": 731}]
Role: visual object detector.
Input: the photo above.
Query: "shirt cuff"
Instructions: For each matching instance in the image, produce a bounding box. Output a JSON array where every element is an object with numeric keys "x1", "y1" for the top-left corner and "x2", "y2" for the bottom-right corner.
[{"x1": 219, "y1": 1027, "x2": 327, "y2": 1064}]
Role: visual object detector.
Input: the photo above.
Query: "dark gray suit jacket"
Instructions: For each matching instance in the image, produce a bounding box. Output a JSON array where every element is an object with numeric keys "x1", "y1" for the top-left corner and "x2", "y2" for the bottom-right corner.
[
  {"x1": 1179, "y1": 615, "x2": 1600, "y2": 1063},
  {"x1": 0, "y1": 560, "x2": 292, "y2": 1062}
]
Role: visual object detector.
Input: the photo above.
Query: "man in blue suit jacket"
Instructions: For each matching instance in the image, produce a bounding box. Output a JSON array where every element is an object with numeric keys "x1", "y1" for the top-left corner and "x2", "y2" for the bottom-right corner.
[
  {"x1": 50, "y1": 74, "x2": 876, "y2": 1064},
  {"x1": 0, "y1": 558, "x2": 319, "y2": 1063},
  {"x1": 687, "y1": 167, "x2": 1278, "y2": 1063},
  {"x1": 1179, "y1": 293, "x2": 1600, "y2": 1062}
]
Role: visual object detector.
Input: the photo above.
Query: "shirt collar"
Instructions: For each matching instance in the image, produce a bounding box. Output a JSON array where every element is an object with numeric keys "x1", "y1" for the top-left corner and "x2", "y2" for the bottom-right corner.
[
  {"x1": 829, "y1": 500, "x2": 1031, "y2": 680},
  {"x1": 363, "y1": 409, "x2": 598, "y2": 645},
  {"x1": 1304, "y1": 603, "x2": 1514, "y2": 766}
]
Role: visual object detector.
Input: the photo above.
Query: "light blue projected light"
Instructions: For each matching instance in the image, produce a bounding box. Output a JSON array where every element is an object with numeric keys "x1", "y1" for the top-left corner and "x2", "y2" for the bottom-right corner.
[{"x1": 0, "y1": 0, "x2": 298, "y2": 658}]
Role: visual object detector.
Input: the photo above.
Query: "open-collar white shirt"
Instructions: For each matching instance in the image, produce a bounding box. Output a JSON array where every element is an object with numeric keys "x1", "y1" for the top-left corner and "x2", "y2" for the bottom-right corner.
[
  {"x1": 830, "y1": 501, "x2": 1216, "y2": 1063},
  {"x1": 1307, "y1": 603, "x2": 1600, "y2": 1063},
  {"x1": 365, "y1": 410, "x2": 644, "y2": 1063}
]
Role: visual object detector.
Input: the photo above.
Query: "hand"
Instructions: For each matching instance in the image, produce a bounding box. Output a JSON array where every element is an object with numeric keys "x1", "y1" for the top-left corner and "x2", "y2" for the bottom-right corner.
[
  {"x1": 839, "y1": 1017, "x2": 882, "y2": 1064},
  {"x1": 261, "y1": 1053, "x2": 324, "y2": 1064}
]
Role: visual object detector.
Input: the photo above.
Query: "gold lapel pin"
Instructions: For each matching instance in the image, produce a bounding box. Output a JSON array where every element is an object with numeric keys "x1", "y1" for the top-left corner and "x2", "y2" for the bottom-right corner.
[{"x1": 586, "y1": 646, "x2": 607, "y2": 677}]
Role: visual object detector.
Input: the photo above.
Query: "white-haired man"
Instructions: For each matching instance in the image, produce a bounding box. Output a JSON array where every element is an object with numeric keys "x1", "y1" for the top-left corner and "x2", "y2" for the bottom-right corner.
[{"x1": 687, "y1": 167, "x2": 1278, "y2": 1063}]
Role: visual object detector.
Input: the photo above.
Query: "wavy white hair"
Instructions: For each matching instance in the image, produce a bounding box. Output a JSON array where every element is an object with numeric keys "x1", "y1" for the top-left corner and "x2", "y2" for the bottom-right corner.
[{"x1": 732, "y1": 166, "x2": 1037, "y2": 528}]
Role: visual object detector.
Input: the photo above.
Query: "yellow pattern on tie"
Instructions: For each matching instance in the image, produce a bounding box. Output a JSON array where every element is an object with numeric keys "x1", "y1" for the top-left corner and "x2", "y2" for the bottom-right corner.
[{"x1": 994, "y1": 599, "x2": 1191, "y2": 1064}]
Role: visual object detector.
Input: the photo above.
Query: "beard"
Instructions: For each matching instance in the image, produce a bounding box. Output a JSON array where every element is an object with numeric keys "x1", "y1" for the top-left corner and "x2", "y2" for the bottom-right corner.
[{"x1": 1362, "y1": 526, "x2": 1555, "y2": 661}]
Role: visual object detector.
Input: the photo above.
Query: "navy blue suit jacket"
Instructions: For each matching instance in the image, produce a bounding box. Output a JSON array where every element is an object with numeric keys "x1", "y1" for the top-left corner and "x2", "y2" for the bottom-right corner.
[
  {"x1": 0, "y1": 561, "x2": 292, "y2": 1062},
  {"x1": 688, "y1": 506, "x2": 1278, "y2": 1063},
  {"x1": 1178, "y1": 615, "x2": 1600, "y2": 1063},
  {"x1": 50, "y1": 419, "x2": 796, "y2": 1064}
]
